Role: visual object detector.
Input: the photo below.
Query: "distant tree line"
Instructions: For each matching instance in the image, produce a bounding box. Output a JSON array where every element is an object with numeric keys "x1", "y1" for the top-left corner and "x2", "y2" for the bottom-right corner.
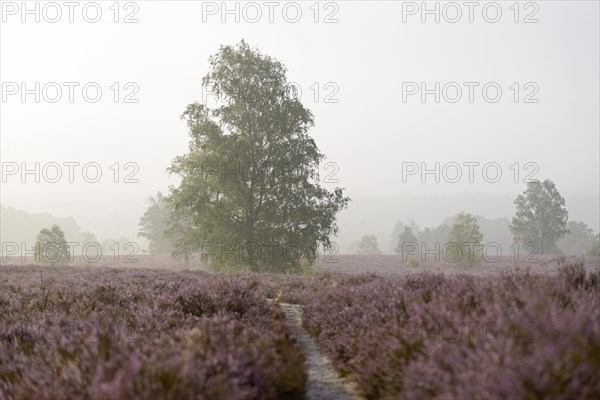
[{"x1": 362, "y1": 179, "x2": 600, "y2": 265}]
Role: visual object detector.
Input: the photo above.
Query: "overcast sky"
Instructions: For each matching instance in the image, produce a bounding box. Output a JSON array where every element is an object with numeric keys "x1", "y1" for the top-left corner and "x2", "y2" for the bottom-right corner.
[{"x1": 1, "y1": 0, "x2": 599, "y2": 240}]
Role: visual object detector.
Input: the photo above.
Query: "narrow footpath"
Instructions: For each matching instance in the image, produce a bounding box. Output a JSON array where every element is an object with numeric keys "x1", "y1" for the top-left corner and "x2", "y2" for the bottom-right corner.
[{"x1": 279, "y1": 303, "x2": 362, "y2": 400}]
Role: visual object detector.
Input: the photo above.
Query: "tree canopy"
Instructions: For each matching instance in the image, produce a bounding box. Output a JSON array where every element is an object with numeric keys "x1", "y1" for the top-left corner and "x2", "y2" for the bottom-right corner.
[
  {"x1": 447, "y1": 212, "x2": 484, "y2": 266},
  {"x1": 510, "y1": 179, "x2": 568, "y2": 255},
  {"x1": 396, "y1": 226, "x2": 418, "y2": 256},
  {"x1": 35, "y1": 224, "x2": 70, "y2": 266},
  {"x1": 357, "y1": 235, "x2": 382, "y2": 255},
  {"x1": 167, "y1": 40, "x2": 349, "y2": 270},
  {"x1": 138, "y1": 192, "x2": 174, "y2": 254}
]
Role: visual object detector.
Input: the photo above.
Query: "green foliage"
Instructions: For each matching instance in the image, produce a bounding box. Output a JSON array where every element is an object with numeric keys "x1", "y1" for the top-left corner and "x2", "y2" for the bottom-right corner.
[
  {"x1": 396, "y1": 226, "x2": 418, "y2": 256},
  {"x1": 34, "y1": 225, "x2": 70, "y2": 266},
  {"x1": 166, "y1": 40, "x2": 349, "y2": 271},
  {"x1": 446, "y1": 212, "x2": 484, "y2": 266},
  {"x1": 357, "y1": 235, "x2": 382, "y2": 255},
  {"x1": 510, "y1": 179, "x2": 568, "y2": 255},
  {"x1": 138, "y1": 192, "x2": 174, "y2": 254},
  {"x1": 406, "y1": 256, "x2": 420, "y2": 268}
]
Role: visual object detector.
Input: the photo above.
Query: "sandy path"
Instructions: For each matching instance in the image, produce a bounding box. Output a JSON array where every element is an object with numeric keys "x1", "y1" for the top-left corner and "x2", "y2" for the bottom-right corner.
[{"x1": 279, "y1": 303, "x2": 362, "y2": 400}]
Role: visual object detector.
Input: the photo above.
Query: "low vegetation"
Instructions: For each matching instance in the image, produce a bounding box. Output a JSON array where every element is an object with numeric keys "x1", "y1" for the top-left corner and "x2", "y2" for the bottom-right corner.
[
  {"x1": 1, "y1": 259, "x2": 599, "y2": 399},
  {"x1": 300, "y1": 262, "x2": 600, "y2": 399},
  {"x1": 0, "y1": 267, "x2": 306, "y2": 399}
]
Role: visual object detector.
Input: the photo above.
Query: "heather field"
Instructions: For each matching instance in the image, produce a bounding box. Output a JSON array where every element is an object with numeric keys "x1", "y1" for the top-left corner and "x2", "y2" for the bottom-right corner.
[
  {"x1": 3, "y1": 254, "x2": 599, "y2": 275},
  {"x1": 0, "y1": 266, "x2": 306, "y2": 399},
  {"x1": 1, "y1": 259, "x2": 599, "y2": 399},
  {"x1": 4, "y1": 1, "x2": 599, "y2": 399}
]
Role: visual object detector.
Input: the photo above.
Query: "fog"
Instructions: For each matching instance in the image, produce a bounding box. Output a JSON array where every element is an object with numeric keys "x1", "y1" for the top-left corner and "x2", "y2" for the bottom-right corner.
[{"x1": 1, "y1": 1, "x2": 599, "y2": 255}]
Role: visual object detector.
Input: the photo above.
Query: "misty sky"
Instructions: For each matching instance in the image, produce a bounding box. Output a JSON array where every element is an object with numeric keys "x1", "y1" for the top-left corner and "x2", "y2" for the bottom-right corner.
[{"x1": 1, "y1": 0, "x2": 599, "y2": 241}]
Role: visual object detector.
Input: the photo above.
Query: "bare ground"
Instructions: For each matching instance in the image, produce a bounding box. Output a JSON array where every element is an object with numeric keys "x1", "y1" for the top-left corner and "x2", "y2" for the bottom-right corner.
[{"x1": 279, "y1": 303, "x2": 362, "y2": 400}]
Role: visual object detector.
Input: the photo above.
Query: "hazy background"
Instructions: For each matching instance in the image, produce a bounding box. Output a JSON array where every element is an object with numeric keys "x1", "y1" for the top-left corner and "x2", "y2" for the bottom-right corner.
[{"x1": 1, "y1": 1, "x2": 599, "y2": 253}]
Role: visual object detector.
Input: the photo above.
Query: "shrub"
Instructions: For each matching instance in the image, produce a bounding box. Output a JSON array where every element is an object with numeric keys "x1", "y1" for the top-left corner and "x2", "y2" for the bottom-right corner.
[
  {"x1": 406, "y1": 257, "x2": 420, "y2": 268},
  {"x1": 0, "y1": 267, "x2": 306, "y2": 399},
  {"x1": 446, "y1": 212, "x2": 484, "y2": 266},
  {"x1": 302, "y1": 264, "x2": 600, "y2": 399}
]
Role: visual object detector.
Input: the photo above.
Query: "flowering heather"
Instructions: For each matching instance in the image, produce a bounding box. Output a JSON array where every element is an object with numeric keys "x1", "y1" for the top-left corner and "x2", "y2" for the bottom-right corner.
[
  {"x1": 302, "y1": 263, "x2": 600, "y2": 399},
  {"x1": 1, "y1": 261, "x2": 598, "y2": 399},
  {"x1": 0, "y1": 266, "x2": 306, "y2": 399}
]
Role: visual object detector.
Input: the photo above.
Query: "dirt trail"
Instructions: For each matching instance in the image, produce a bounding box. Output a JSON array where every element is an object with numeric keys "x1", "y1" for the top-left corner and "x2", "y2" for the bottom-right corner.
[{"x1": 279, "y1": 303, "x2": 362, "y2": 400}]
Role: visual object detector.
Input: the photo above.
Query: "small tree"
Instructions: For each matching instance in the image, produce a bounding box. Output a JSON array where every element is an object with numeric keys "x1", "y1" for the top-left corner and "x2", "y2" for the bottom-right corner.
[
  {"x1": 357, "y1": 235, "x2": 382, "y2": 255},
  {"x1": 35, "y1": 225, "x2": 70, "y2": 266},
  {"x1": 138, "y1": 192, "x2": 173, "y2": 254},
  {"x1": 446, "y1": 212, "x2": 483, "y2": 266},
  {"x1": 510, "y1": 179, "x2": 568, "y2": 255},
  {"x1": 432, "y1": 223, "x2": 451, "y2": 247},
  {"x1": 396, "y1": 226, "x2": 418, "y2": 256},
  {"x1": 418, "y1": 227, "x2": 434, "y2": 250},
  {"x1": 389, "y1": 221, "x2": 405, "y2": 253}
]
